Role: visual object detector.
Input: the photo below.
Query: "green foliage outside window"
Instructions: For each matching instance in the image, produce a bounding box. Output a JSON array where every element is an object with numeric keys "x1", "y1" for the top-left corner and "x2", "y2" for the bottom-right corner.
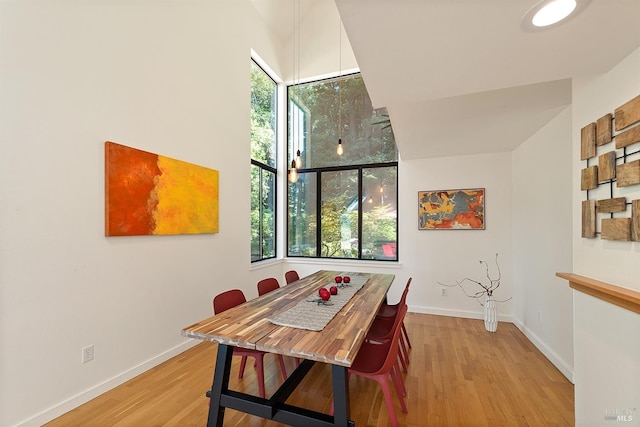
[
  {"x1": 251, "y1": 61, "x2": 277, "y2": 262},
  {"x1": 288, "y1": 74, "x2": 398, "y2": 261}
]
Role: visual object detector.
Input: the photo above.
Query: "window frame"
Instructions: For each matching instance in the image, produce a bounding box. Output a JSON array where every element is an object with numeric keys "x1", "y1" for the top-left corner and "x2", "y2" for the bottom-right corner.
[
  {"x1": 250, "y1": 59, "x2": 278, "y2": 263},
  {"x1": 286, "y1": 73, "x2": 399, "y2": 261}
]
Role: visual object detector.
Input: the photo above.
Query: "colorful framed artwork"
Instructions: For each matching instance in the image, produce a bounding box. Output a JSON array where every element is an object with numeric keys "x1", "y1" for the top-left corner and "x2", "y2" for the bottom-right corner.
[
  {"x1": 418, "y1": 188, "x2": 485, "y2": 230},
  {"x1": 105, "y1": 141, "x2": 219, "y2": 236}
]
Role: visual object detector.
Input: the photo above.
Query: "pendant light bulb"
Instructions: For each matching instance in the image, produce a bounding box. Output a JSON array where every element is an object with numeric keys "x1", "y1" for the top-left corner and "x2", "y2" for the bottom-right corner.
[
  {"x1": 295, "y1": 149, "x2": 302, "y2": 168},
  {"x1": 337, "y1": 138, "x2": 344, "y2": 156},
  {"x1": 289, "y1": 160, "x2": 298, "y2": 183},
  {"x1": 368, "y1": 196, "x2": 373, "y2": 204}
]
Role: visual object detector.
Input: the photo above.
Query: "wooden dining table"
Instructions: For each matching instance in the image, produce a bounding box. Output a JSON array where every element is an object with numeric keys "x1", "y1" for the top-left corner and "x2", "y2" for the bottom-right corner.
[{"x1": 182, "y1": 270, "x2": 395, "y2": 427}]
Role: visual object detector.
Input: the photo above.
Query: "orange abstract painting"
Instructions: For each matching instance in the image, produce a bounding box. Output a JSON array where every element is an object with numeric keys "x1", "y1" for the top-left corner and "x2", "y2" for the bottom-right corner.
[
  {"x1": 105, "y1": 141, "x2": 219, "y2": 236},
  {"x1": 418, "y1": 188, "x2": 484, "y2": 230}
]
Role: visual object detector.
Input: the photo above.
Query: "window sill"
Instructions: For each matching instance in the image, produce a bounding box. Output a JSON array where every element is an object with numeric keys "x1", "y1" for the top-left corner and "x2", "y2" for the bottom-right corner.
[
  {"x1": 284, "y1": 257, "x2": 402, "y2": 270},
  {"x1": 250, "y1": 258, "x2": 284, "y2": 271}
]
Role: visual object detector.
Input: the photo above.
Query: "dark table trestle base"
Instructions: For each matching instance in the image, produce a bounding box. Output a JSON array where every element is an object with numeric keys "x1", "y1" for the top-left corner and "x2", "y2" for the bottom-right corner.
[{"x1": 206, "y1": 343, "x2": 354, "y2": 427}]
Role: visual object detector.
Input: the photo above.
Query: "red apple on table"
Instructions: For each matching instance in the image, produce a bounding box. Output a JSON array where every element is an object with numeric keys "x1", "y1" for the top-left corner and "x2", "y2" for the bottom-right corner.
[
  {"x1": 330, "y1": 286, "x2": 338, "y2": 295},
  {"x1": 334, "y1": 276, "x2": 343, "y2": 284},
  {"x1": 319, "y1": 287, "x2": 331, "y2": 301},
  {"x1": 343, "y1": 276, "x2": 351, "y2": 283}
]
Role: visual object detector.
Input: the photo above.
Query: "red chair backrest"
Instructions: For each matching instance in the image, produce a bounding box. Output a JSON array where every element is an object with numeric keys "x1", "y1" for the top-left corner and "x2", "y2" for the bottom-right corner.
[
  {"x1": 257, "y1": 277, "x2": 280, "y2": 296},
  {"x1": 374, "y1": 304, "x2": 408, "y2": 375},
  {"x1": 213, "y1": 289, "x2": 247, "y2": 314},
  {"x1": 399, "y1": 277, "x2": 412, "y2": 306},
  {"x1": 285, "y1": 270, "x2": 300, "y2": 284}
]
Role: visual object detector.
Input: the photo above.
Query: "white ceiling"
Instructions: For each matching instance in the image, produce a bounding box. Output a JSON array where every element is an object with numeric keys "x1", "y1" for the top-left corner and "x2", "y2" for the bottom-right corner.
[{"x1": 251, "y1": 0, "x2": 640, "y2": 159}]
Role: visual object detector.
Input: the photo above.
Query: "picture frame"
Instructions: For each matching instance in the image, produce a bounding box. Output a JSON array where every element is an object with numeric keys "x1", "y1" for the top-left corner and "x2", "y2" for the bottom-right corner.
[{"x1": 418, "y1": 188, "x2": 485, "y2": 230}]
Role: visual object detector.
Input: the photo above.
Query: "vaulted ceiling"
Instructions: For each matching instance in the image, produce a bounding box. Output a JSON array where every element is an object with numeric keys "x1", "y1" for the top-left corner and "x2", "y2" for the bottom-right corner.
[{"x1": 251, "y1": 0, "x2": 640, "y2": 159}]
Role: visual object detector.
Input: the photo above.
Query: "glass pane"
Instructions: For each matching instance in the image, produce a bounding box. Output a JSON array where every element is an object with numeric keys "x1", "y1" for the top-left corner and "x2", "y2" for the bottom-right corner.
[
  {"x1": 251, "y1": 62, "x2": 277, "y2": 168},
  {"x1": 250, "y1": 165, "x2": 261, "y2": 261},
  {"x1": 362, "y1": 166, "x2": 397, "y2": 260},
  {"x1": 261, "y1": 169, "x2": 276, "y2": 258},
  {"x1": 289, "y1": 97, "x2": 306, "y2": 169},
  {"x1": 321, "y1": 170, "x2": 359, "y2": 258},
  {"x1": 288, "y1": 74, "x2": 397, "y2": 169},
  {"x1": 288, "y1": 172, "x2": 317, "y2": 257}
]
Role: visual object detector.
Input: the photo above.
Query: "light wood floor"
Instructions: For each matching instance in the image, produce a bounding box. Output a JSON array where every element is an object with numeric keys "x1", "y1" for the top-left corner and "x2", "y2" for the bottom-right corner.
[{"x1": 45, "y1": 313, "x2": 574, "y2": 426}]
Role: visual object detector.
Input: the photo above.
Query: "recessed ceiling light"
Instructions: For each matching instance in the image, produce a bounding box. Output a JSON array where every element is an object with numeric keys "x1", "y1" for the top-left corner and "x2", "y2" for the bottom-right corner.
[{"x1": 522, "y1": 0, "x2": 591, "y2": 32}]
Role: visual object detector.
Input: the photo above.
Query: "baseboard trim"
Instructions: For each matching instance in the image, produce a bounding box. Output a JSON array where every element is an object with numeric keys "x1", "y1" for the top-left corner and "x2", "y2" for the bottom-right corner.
[
  {"x1": 512, "y1": 319, "x2": 575, "y2": 383},
  {"x1": 409, "y1": 305, "x2": 513, "y2": 323},
  {"x1": 17, "y1": 339, "x2": 199, "y2": 427},
  {"x1": 409, "y1": 305, "x2": 574, "y2": 383}
]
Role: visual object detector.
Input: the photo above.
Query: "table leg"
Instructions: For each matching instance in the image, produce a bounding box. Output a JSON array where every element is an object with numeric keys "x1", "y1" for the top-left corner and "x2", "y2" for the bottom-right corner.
[
  {"x1": 207, "y1": 344, "x2": 234, "y2": 427},
  {"x1": 331, "y1": 365, "x2": 351, "y2": 426}
]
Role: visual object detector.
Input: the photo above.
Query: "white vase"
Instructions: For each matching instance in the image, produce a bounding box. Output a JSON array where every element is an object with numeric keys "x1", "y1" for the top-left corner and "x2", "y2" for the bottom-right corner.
[{"x1": 484, "y1": 295, "x2": 498, "y2": 332}]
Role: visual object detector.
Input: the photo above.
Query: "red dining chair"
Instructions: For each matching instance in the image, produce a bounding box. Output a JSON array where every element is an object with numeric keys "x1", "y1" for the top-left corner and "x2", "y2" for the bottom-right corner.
[
  {"x1": 213, "y1": 289, "x2": 288, "y2": 398},
  {"x1": 257, "y1": 277, "x2": 280, "y2": 296},
  {"x1": 377, "y1": 277, "x2": 412, "y2": 354},
  {"x1": 284, "y1": 270, "x2": 300, "y2": 284},
  {"x1": 331, "y1": 304, "x2": 409, "y2": 427},
  {"x1": 366, "y1": 298, "x2": 409, "y2": 396}
]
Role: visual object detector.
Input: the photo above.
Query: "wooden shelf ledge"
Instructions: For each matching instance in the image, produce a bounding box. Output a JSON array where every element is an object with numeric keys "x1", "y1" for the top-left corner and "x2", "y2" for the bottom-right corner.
[{"x1": 556, "y1": 272, "x2": 640, "y2": 314}]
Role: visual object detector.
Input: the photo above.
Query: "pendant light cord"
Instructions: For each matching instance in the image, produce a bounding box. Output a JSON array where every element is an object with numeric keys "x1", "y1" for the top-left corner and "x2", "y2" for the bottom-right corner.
[{"x1": 338, "y1": 17, "x2": 343, "y2": 144}]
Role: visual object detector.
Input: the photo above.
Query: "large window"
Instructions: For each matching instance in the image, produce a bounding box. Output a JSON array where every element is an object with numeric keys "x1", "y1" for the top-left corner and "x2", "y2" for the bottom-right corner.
[
  {"x1": 287, "y1": 74, "x2": 398, "y2": 260},
  {"x1": 251, "y1": 60, "x2": 277, "y2": 262}
]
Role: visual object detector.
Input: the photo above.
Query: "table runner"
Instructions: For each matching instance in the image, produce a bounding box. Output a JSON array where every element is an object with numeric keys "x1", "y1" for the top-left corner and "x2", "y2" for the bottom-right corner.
[{"x1": 269, "y1": 274, "x2": 368, "y2": 331}]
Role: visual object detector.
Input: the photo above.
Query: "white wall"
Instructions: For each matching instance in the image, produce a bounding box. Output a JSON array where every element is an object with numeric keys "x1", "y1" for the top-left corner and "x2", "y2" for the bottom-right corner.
[
  {"x1": 571, "y1": 47, "x2": 640, "y2": 426},
  {"x1": 512, "y1": 107, "x2": 574, "y2": 380},
  {"x1": 0, "y1": 1, "x2": 285, "y2": 426},
  {"x1": 397, "y1": 152, "x2": 514, "y2": 320}
]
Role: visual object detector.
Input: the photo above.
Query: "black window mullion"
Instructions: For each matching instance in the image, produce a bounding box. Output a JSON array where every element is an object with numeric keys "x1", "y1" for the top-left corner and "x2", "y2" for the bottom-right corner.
[
  {"x1": 357, "y1": 167, "x2": 363, "y2": 259},
  {"x1": 316, "y1": 170, "x2": 322, "y2": 257},
  {"x1": 272, "y1": 169, "x2": 277, "y2": 260},
  {"x1": 258, "y1": 168, "x2": 264, "y2": 260}
]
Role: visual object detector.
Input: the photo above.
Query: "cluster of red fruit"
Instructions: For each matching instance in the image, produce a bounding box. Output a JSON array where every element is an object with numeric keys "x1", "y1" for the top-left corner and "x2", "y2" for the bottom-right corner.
[
  {"x1": 317, "y1": 287, "x2": 335, "y2": 301},
  {"x1": 334, "y1": 275, "x2": 351, "y2": 284},
  {"x1": 318, "y1": 275, "x2": 352, "y2": 301}
]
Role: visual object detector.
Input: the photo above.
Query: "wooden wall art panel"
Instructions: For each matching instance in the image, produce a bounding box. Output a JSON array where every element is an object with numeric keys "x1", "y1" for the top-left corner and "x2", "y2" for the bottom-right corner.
[
  {"x1": 633, "y1": 200, "x2": 640, "y2": 242},
  {"x1": 579, "y1": 92, "x2": 640, "y2": 241},
  {"x1": 581, "y1": 122, "x2": 596, "y2": 160},
  {"x1": 582, "y1": 200, "x2": 596, "y2": 238},
  {"x1": 614, "y1": 94, "x2": 640, "y2": 131},
  {"x1": 597, "y1": 198, "x2": 627, "y2": 213},
  {"x1": 596, "y1": 113, "x2": 613, "y2": 146},
  {"x1": 601, "y1": 218, "x2": 631, "y2": 241},
  {"x1": 581, "y1": 166, "x2": 598, "y2": 190},
  {"x1": 598, "y1": 151, "x2": 616, "y2": 182},
  {"x1": 615, "y1": 126, "x2": 640, "y2": 149},
  {"x1": 616, "y1": 159, "x2": 640, "y2": 187}
]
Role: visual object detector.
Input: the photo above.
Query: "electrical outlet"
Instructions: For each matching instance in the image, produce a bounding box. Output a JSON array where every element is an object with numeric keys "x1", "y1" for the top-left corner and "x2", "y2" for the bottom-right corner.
[
  {"x1": 82, "y1": 345, "x2": 94, "y2": 363},
  {"x1": 537, "y1": 310, "x2": 542, "y2": 323},
  {"x1": 440, "y1": 288, "x2": 447, "y2": 296}
]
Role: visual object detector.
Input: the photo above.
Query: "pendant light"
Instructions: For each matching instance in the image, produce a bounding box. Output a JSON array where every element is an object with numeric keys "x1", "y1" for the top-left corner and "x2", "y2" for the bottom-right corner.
[
  {"x1": 289, "y1": 0, "x2": 301, "y2": 183},
  {"x1": 295, "y1": 149, "x2": 302, "y2": 168},
  {"x1": 336, "y1": 17, "x2": 344, "y2": 156},
  {"x1": 289, "y1": 159, "x2": 298, "y2": 183},
  {"x1": 293, "y1": 5, "x2": 303, "y2": 172}
]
